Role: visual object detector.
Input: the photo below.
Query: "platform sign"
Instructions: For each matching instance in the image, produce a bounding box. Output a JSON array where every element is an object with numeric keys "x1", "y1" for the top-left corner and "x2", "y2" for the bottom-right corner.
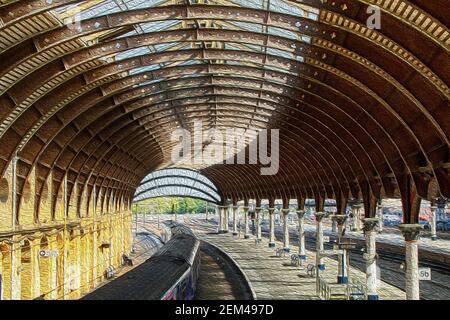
[
  {"x1": 319, "y1": 250, "x2": 343, "y2": 257},
  {"x1": 339, "y1": 243, "x2": 357, "y2": 250},
  {"x1": 419, "y1": 268, "x2": 431, "y2": 281},
  {"x1": 39, "y1": 250, "x2": 58, "y2": 258}
]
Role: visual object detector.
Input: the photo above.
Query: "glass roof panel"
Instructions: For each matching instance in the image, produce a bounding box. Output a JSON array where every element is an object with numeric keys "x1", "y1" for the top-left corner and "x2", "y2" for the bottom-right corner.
[
  {"x1": 52, "y1": 0, "x2": 319, "y2": 170},
  {"x1": 116, "y1": 47, "x2": 151, "y2": 61},
  {"x1": 226, "y1": 0, "x2": 319, "y2": 21},
  {"x1": 134, "y1": 187, "x2": 217, "y2": 203},
  {"x1": 134, "y1": 168, "x2": 221, "y2": 203},
  {"x1": 140, "y1": 168, "x2": 219, "y2": 191},
  {"x1": 56, "y1": 0, "x2": 168, "y2": 20}
]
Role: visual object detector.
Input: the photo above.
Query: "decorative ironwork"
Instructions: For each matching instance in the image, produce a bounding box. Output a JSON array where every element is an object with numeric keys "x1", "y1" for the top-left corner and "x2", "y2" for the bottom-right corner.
[{"x1": 133, "y1": 168, "x2": 222, "y2": 203}]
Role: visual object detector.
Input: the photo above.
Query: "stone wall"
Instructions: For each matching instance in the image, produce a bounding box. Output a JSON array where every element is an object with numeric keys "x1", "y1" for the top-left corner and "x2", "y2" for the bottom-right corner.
[{"x1": 0, "y1": 165, "x2": 133, "y2": 300}]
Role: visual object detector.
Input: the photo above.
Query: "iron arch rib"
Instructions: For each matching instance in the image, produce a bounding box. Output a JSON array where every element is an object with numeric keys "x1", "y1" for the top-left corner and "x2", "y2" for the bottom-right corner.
[{"x1": 133, "y1": 168, "x2": 223, "y2": 204}]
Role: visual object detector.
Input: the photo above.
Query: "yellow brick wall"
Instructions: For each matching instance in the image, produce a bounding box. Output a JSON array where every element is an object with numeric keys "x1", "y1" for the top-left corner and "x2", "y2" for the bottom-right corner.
[
  {"x1": 0, "y1": 163, "x2": 13, "y2": 232},
  {"x1": 0, "y1": 172, "x2": 133, "y2": 300},
  {"x1": 19, "y1": 166, "x2": 36, "y2": 228},
  {"x1": 0, "y1": 155, "x2": 139, "y2": 300},
  {"x1": 20, "y1": 239, "x2": 33, "y2": 300},
  {"x1": 68, "y1": 184, "x2": 78, "y2": 220},
  {"x1": 39, "y1": 237, "x2": 50, "y2": 298},
  {"x1": 80, "y1": 188, "x2": 88, "y2": 219},
  {"x1": 39, "y1": 176, "x2": 52, "y2": 225},
  {"x1": 0, "y1": 244, "x2": 12, "y2": 300},
  {"x1": 53, "y1": 174, "x2": 65, "y2": 222}
]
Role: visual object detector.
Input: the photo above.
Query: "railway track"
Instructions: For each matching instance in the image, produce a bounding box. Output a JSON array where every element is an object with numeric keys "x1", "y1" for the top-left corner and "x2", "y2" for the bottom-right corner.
[{"x1": 195, "y1": 241, "x2": 254, "y2": 300}]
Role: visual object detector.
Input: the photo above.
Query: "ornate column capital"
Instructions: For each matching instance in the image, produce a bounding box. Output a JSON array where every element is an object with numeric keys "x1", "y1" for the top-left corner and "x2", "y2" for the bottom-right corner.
[
  {"x1": 297, "y1": 210, "x2": 305, "y2": 219},
  {"x1": 281, "y1": 208, "x2": 290, "y2": 214},
  {"x1": 362, "y1": 218, "x2": 379, "y2": 232},
  {"x1": 399, "y1": 224, "x2": 422, "y2": 241},
  {"x1": 314, "y1": 212, "x2": 325, "y2": 222},
  {"x1": 268, "y1": 208, "x2": 275, "y2": 214},
  {"x1": 331, "y1": 214, "x2": 347, "y2": 226}
]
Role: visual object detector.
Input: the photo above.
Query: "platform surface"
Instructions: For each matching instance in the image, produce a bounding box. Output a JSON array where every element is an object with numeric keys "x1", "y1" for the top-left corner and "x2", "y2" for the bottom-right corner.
[{"x1": 185, "y1": 217, "x2": 406, "y2": 300}]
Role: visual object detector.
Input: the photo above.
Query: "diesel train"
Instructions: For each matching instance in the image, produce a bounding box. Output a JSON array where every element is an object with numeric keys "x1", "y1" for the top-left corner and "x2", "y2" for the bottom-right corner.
[{"x1": 83, "y1": 222, "x2": 201, "y2": 300}]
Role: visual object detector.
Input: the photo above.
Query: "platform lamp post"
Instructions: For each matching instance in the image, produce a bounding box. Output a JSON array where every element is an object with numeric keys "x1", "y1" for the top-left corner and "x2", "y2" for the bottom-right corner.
[
  {"x1": 314, "y1": 212, "x2": 326, "y2": 295},
  {"x1": 333, "y1": 215, "x2": 348, "y2": 284}
]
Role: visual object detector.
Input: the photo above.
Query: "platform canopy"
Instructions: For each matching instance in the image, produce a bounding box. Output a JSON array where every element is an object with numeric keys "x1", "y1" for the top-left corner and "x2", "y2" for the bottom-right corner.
[{"x1": 0, "y1": 0, "x2": 448, "y2": 223}]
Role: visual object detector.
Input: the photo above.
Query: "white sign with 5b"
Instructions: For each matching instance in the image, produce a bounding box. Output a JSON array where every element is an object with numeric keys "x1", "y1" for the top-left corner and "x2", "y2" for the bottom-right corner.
[{"x1": 419, "y1": 268, "x2": 432, "y2": 281}]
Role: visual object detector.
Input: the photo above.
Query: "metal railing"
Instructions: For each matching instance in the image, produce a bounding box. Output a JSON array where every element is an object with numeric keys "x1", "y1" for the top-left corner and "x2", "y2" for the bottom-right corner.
[{"x1": 318, "y1": 277, "x2": 367, "y2": 300}]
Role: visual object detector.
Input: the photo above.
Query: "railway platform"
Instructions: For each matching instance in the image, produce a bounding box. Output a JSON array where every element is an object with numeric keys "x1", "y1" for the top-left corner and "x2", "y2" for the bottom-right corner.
[
  {"x1": 185, "y1": 218, "x2": 406, "y2": 300},
  {"x1": 81, "y1": 225, "x2": 163, "y2": 298},
  {"x1": 199, "y1": 213, "x2": 450, "y2": 264}
]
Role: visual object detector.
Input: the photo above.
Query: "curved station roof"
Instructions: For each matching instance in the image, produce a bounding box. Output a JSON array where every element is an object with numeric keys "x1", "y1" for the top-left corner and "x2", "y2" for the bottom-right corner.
[
  {"x1": 134, "y1": 168, "x2": 222, "y2": 203},
  {"x1": 0, "y1": 0, "x2": 448, "y2": 222}
]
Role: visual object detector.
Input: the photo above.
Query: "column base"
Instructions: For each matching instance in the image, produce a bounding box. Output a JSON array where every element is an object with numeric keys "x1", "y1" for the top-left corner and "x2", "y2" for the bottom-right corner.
[
  {"x1": 298, "y1": 255, "x2": 307, "y2": 260},
  {"x1": 283, "y1": 248, "x2": 290, "y2": 253},
  {"x1": 337, "y1": 276, "x2": 349, "y2": 284},
  {"x1": 219, "y1": 230, "x2": 228, "y2": 234},
  {"x1": 268, "y1": 242, "x2": 276, "y2": 248},
  {"x1": 232, "y1": 232, "x2": 238, "y2": 236},
  {"x1": 431, "y1": 235, "x2": 438, "y2": 241},
  {"x1": 244, "y1": 235, "x2": 250, "y2": 239},
  {"x1": 317, "y1": 264, "x2": 326, "y2": 271},
  {"x1": 367, "y1": 294, "x2": 379, "y2": 300}
]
